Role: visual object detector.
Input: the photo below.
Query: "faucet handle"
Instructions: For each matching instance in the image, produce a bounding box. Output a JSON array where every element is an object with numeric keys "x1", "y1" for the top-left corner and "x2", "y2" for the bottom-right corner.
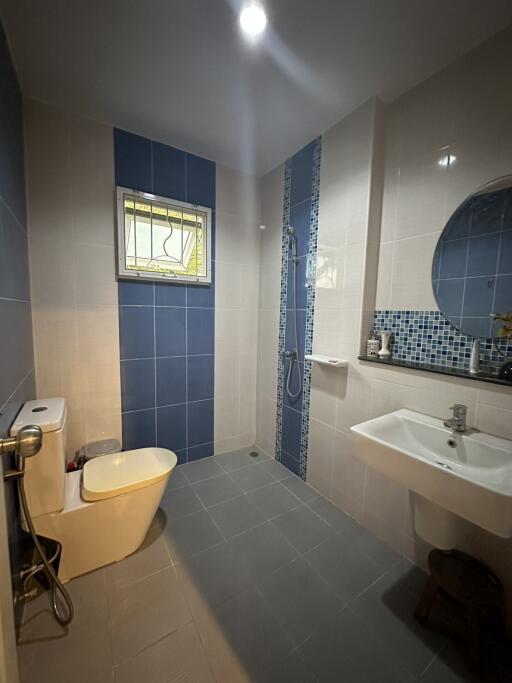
[{"x1": 450, "y1": 404, "x2": 467, "y2": 417}]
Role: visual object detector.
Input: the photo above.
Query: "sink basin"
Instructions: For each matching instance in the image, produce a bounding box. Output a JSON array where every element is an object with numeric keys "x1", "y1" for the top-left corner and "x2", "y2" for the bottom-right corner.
[{"x1": 351, "y1": 409, "x2": 512, "y2": 539}]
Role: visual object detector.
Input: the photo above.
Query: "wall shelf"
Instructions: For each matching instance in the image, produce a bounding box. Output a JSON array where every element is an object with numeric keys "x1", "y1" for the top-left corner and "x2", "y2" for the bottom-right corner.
[
  {"x1": 358, "y1": 355, "x2": 512, "y2": 387},
  {"x1": 305, "y1": 354, "x2": 348, "y2": 368}
]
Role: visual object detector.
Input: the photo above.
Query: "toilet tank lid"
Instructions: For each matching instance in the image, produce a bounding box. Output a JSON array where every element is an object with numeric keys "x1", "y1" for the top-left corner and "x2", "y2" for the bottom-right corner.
[{"x1": 11, "y1": 398, "x2": 66, "y2": 435}]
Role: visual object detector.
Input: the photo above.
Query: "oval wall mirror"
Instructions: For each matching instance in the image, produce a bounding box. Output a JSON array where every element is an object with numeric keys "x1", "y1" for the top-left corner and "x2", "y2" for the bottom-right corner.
[{"x1": 432, "y1": 176, "x2": 512, "y2": 339}]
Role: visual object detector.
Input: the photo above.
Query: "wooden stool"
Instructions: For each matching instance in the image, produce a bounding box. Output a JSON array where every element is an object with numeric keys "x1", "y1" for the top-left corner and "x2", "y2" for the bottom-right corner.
[{"x1": 415, "y1": 549, "x2": 505, "y2": 676}]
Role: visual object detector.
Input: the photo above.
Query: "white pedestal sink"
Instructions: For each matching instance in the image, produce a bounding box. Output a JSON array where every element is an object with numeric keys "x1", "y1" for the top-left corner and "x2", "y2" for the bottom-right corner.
[{"x1": 351, "y1": 409, "x2": 512, "y2": 549}]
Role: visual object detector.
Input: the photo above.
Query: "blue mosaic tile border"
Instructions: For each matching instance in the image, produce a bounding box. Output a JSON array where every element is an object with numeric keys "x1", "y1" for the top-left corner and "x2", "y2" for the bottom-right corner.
[
  {"x1": 373, "y1": 310, "x2": 512, "y2": 371},
  {"x1": 299, "y1": 137, "x2": 322, "y2": 479},
  {"x1": 275, "y1": 159, "x2": 292, "y2": 463}
]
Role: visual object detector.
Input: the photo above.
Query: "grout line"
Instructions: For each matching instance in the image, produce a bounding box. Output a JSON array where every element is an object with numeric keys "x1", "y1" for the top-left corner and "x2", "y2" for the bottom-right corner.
[
  {"x1": 121, "y1": 399, "x2": 214, "y2": 415},
  {"x1": 417, "y1": 639, "x2": 450, "y2": 679},
  {"x1": 0, "y1": 367, "x2": 34, "y2": 414},
  {"x1": 0, "y1": 296, "x2": 31, "y2": 303}
]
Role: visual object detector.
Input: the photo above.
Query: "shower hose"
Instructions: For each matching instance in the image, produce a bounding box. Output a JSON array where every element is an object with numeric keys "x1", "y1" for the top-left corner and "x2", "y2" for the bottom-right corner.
[
  {"x1": 17, "y1": 476, "x2": 74, "y2": 626},
  {"x1": 286, "y1": 239, "x2": 303, "y2": 402}
]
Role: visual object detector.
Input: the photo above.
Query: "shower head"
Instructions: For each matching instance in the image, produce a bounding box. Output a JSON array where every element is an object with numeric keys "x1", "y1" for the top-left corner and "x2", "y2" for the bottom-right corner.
[{"x1": 287, "y1": 226, "x2": 295, "y2": 236}]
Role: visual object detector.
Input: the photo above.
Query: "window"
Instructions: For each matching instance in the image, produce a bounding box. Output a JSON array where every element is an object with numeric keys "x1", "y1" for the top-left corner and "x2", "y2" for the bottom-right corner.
[{"x1": 116, "y1": 186, "x2": 212, "y2": 284}]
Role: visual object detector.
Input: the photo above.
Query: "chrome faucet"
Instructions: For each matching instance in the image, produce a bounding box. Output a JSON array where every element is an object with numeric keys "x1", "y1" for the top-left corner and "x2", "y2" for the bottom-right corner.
[{"x1": 443, "y1": 404, "x2": 467, "y2": 433}]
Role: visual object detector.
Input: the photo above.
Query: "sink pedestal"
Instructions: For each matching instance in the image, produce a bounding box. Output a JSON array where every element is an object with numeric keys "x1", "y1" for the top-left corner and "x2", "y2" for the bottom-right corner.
[{"x1": 413, "y1": 494, "x2": 470, "y2": 550}]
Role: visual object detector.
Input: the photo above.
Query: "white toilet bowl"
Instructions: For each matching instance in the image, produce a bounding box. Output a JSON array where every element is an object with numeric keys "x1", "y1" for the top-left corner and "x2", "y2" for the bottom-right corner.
[{"x1": 11, "y1": 399, "x2": 177, "y2": 582}]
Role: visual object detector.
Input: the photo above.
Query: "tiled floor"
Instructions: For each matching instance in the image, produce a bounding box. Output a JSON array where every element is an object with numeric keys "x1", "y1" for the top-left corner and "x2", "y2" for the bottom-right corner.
[{"x1": 17, "y1": 448, "x2": 511, "y2": 683}]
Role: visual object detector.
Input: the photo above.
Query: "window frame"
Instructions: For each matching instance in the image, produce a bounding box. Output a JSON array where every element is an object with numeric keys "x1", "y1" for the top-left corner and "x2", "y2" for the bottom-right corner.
[{"x1": 115, "y1": 186, "x2": 212, "y2": 286}]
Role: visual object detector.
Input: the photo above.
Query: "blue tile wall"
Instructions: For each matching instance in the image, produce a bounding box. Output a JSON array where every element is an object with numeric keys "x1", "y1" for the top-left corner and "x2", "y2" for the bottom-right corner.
[
  {"x1": 0, "y1": 19, "x2": 35, "y2": 626},
  {"x1": 276, "y1": 138, "x2": 322, "y2": 480},
  {"x1": 114, "y1": 129, "x2": 216, "y2": 462},
  {"x1": 373, "y1": 310, "x2": 512, "y2": 371}
]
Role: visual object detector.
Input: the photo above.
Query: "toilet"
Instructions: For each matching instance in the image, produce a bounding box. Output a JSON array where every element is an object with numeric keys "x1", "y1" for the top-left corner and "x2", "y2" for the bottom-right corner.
[{"x1": 11, "y1": 398, "x2": 177, "y2": 582}]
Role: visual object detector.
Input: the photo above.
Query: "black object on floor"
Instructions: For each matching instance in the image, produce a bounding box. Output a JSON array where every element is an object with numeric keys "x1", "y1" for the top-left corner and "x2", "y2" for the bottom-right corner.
[{"x1": 415, "y1": 549, "x2": 505, "y2": 678}]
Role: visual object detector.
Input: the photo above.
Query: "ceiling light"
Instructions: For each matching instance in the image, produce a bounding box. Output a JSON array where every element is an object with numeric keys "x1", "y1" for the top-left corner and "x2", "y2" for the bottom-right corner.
[
  {"x1": 239, "y1": 4, "x2": 267, "y2": 37},
  {"x1": 438, "y1": 153, "x2": 456, "y2": 168}
]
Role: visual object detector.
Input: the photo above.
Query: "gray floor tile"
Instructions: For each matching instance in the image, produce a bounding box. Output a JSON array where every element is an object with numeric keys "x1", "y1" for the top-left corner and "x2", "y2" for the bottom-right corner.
[
  {"x1": 261, "y1": 650, "x2": 318, "y2": 683},
  {"x1": 195, "y1": 587, "x2": 294, "y2": 682},
  {"x1": 308, "y1": 495, "x2": 362, "y2": 535},
  {"x1": 162, "y1": 509, "x2": 223, "y2": 561},
  {"x1": 247, "y1": 481, "x2": 302, "y2": 519},
  {"x1": 421, "y1": 656, "x2": 479, "y2": 683},
  {"x1": 259, "y1": 557, "x2": 345, "y2": 647},
  {"x1": 175, "y1": 541, "x2": 253, "y2": 617},
  {"x1": 352, "y1": 561, "x2": 448, "y2": 677},
  {"x1": 108, "y1": 566, "x2": 192, "y2": 665},
  {"x1": 272, "y1": 505, "x2": 336, "y2": 554},
  {"x1": 159, "y1": 483, "x2": 203, "y2": 520},
  {"x1": 281, "y1": 475, "x2": 319, "y2": 502},
  {"x1": 16, "y1": 448, "x2": 479, "y2": 683},
  {"x1": 258, "y1": 457, "x2": 292, "y2": 481},
  {"x1": 21, "y1": 567, "x2": 108, "y2": 638},
  {"x1": 19, "y1": 571, "x2": 111, "y2": 683},
  {"x1": 166, "y1": 466, "x2": 189, "y2": 491},
  {"x1": 310, "y1": 495, "x2": 402, "y2": 571},
  {"x1": 298, "y1": 607, "x2": 414, "y2": 683},
  {"x1": 215, "y1": 448, "x2": 258, "y2": 472},
  {"x1": 19, "y1": 627, "x2": 112, "y2": 683},
  {"x1": 420, "y1": 639, "x2": 512, "y2": 683},
  {"x1": 229, "y1": 464, "x2": 276, "y2": 491},
  {"x1": 304, "y1": 534, "x2": 385, "y2": 602},
  {"x1": 397, "y1": 558, "x2": 429, "y2": 598},
  {"x1": 180, "y1": 457, "x2": 224, "y2": 483},
  {"x1": 208, "y1": 493, "x2": 266, "y2": 538},
  {"x1": 248, "y1": 448, "x2": 271, "y2": 462},
  {"x1": 88, "y1": 671, "x2": 115, "y2": 683},
  {"x1": 192, "y1": 473, "x2": 243, "y2": 507},
  {"x1": 105, "y1": 524, "x2": 171, "y2": 590},
  {"x1": 115, "y1": 621, "x2": 215, "y2": 683},
  {"x1": 344, "y1": 519, "x2": 402, "y2": 572},
  {"x1": 229, "y1": 521, "x2": 298, "y2": 582}
]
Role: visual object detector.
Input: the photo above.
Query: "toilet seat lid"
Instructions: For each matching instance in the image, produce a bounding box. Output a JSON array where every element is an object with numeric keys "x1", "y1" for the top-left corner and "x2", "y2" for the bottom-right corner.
[{"x1": 82, "y1": 447, "x2": 177, "y2": 502}]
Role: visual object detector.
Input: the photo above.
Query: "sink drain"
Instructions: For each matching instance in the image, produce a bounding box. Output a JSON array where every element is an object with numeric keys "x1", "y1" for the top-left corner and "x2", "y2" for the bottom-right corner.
[{"x1": 249, "y1": 451, "x2": 260, "y2": 458}]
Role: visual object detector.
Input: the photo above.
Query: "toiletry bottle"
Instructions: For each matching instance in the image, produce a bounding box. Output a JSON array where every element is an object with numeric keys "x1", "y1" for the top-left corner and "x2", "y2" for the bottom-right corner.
[
  {"x1": 378, "y1": 330, "x2": 392, "y2": 358},
  {"x1": 367, "y1": 332, "x2": 380, "y2": 358}
]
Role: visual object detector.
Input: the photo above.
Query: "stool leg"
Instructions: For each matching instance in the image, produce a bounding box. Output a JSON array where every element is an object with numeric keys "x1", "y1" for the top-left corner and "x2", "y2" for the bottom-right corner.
[{"x1": 415, "y1": 576, "x2": 439, "y2": 624}]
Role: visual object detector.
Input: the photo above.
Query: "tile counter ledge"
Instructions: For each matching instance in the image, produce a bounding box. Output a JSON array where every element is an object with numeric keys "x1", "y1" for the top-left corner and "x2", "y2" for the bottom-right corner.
[{"x1": 358, "y1": 355, "x2": 512, "y2": 388}]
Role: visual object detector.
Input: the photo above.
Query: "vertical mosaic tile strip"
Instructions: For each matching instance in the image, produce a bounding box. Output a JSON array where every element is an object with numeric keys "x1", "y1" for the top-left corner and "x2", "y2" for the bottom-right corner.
[
  {"x1": 275, "y1": 159, "x2": 292, "y2": 463},
  {"x1": 299, "y1": 137, "x2": 322, "y2": 479},
  {"x1": 275, "y1": 138, "x2": 322, "y2": 480},
  {"x1": 373, "y1": 310, "x2": 512, "y2": 371}
]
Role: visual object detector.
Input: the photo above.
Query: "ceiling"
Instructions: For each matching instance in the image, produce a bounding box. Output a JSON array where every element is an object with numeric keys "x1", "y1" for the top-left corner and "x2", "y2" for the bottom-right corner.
[{"x1": 1, "y1": 0, "x2": 512, "y2": 175}]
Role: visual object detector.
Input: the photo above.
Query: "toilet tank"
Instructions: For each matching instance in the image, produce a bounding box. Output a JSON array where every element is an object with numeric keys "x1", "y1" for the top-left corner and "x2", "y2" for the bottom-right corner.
[{"x1": 11, "y1": 398, "x2": 67, "y2": 518}]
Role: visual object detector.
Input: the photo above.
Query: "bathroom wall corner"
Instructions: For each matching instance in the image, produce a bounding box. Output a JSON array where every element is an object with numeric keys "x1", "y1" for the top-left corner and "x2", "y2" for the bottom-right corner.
[{"x1": 360, "y1": 97, "x2": 386, "y2": 353}]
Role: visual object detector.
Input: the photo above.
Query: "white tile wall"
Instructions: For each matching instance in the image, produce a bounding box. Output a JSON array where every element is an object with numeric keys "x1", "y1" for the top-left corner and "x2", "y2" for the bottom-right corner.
[
  {"x1": 376, "y1": 25, "x2": 512, "y2": 311},
  {"x1": 254, "y1": 164, "x2": 284, "y2": 457},
  {"x1": 25, "y1": 101, "x2": 121, "y2": 455},
  {"x1": 214, "y1": 165, "x2": 262, "y2": 454},
  {"x1": 306, "y1": 27, "x2": 512, "y2": 628}
]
